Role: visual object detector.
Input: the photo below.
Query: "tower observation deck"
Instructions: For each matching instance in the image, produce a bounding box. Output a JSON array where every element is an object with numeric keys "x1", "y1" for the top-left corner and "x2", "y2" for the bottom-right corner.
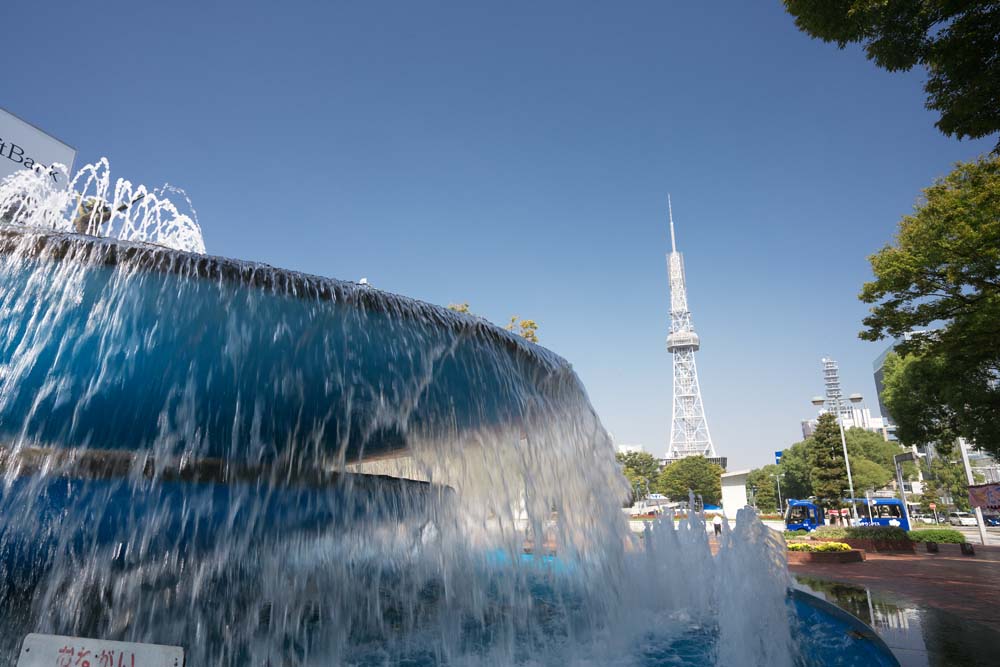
[{"x1": 664, "y1": 197, "x2": 718, "y2": 463}]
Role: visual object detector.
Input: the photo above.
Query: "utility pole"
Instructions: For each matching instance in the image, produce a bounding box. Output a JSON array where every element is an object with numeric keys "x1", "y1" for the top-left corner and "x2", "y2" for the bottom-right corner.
[{"x1": 958, "y1": 438, "x2": 988, "y2": 546}]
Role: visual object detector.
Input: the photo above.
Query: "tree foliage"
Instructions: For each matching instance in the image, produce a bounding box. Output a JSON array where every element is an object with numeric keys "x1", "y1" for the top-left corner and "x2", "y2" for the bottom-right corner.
[
  {"x1": 922, "y1": 444, "x2": 983, "y2": 512},
  {"x1": 615, "y1": 451, "x2": 661, "y2": 500},
  {"x1": 808, "y1": 413, "x2": 848, "y2": 508},
  {"x1": 746, "y1": 464, "x2": 781, "y2": 512},
  {"x1": 775, "y1": 441, "x2": 813, "y2": 501},
  {"x1": 783, "y1": 1, "x2": 1000, "y2": 148},
  {"x1": 861, "y1": 155, "x2": 1000, "y2": 457},
  {"x1": 761, "y1": 427, "x2": 909, "y2": 509},
  {"x1": 654, "y1": 456, "x2": 723, "y2": 505}
]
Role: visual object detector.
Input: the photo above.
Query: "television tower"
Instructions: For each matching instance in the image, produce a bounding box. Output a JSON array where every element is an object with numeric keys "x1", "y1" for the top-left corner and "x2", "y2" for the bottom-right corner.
[{"x1": 665, "y1": 196, "x2": 717, "y2": 459}]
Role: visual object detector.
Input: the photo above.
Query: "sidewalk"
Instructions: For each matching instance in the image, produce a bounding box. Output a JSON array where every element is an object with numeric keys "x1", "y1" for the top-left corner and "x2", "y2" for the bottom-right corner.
[{"x1": 788, "y1": 543, "x2": 1000, "y2": 632}]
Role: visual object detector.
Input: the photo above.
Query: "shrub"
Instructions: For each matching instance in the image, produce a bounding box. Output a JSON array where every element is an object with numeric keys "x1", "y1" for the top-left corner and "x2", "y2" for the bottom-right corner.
[
  {"x1": 813, "y1": 525, "x2": 908, "y2": 541},
  {"x1": 787, "y1": 542, "x2": 852, "y2": 553},
  {"x1": 908, "y1": 529, "x2": 965, "y2": 544},
  {"x1": 811, "y1": 526, "x2": 847, "y2": 539},
  {"x1": 784, "y1": 530, "x2": 810, "y2": 539}
]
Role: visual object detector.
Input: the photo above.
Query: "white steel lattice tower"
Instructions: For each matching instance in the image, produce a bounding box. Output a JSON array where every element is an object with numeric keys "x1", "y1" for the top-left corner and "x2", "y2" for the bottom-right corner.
[{"x1": 665, "y1": 196, "x2": 716, "y2": 459}]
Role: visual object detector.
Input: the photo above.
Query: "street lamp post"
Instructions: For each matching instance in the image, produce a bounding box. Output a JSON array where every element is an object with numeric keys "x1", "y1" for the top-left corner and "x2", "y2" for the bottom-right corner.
[
  {"x1": 772, "y1": 473, "x2": 784, "y2": 513},
  {"x1": 812, "y1": 393, "x2": 862, "y2": 523}
]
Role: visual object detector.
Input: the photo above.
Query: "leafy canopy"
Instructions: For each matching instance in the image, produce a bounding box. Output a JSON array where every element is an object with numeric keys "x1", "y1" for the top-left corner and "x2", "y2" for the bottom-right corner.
[
  {"x1": 783, "y1": 1, "x2": 1000, "y2": 148},
  {"x1": 615, "y1": 451, "x2": 661, "y2": 500},
  {"x1": 746, "y1": 465, "x2": 781, "y2": 512},
  {"x1": 861, "y1": 155, "x2": 1000, "y2": 456},
  {"x1": 808, "y1": 413, "x2": 848, "y2": 507},
  {"x1": 654, "y1": 455, "x2": 723, "y2": 505}
]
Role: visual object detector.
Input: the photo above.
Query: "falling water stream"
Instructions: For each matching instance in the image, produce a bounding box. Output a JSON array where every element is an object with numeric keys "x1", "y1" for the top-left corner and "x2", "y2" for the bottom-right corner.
[{"x1": 0, "y1": 164, "x2": 887, "y2": 666}]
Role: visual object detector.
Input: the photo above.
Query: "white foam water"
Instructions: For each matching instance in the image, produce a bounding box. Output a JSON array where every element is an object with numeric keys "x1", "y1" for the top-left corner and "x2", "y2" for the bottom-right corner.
[{"x1": 0, "y1": 160, "x2": 205, "y2": 254}]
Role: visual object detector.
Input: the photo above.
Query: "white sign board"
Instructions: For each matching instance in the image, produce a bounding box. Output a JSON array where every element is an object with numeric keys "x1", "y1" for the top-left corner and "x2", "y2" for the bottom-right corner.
[
  {"x1": 17, "y1": 633, "x2": 184, "y2": 667},
  {"x1": 0, "y1": 108, "x2": 76, "y2": 187}
]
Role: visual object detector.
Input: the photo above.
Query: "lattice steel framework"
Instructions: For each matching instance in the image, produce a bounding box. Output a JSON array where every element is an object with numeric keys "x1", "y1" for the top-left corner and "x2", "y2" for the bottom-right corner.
[{"x1": 665, "y1": 196, "x2": 717, "y2": 459}]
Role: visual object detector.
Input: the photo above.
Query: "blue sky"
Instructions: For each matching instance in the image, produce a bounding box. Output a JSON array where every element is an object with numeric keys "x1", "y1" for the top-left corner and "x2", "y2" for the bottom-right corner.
[{"x1": 6, "y1": 1, "x2": 994, "y2": 469}]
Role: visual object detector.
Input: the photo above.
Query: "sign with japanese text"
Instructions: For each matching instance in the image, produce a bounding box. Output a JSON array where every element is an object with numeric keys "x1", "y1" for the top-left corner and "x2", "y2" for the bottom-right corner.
[
  {"x1": 968, "y1": 483, "x2": 1000, "y2": 511},
  {"x1": 17, "y1": 634, "x2": 183, "y2": 667}
]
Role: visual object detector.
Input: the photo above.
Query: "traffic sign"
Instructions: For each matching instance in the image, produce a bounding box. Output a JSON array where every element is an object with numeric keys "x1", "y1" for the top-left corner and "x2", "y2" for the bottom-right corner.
[{"x1": 775, "y1": 451, "x2": 782, "y2": 465}]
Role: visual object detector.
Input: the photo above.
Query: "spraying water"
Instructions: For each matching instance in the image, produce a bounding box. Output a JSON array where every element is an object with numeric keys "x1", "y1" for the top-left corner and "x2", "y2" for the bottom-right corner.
[
  {"x1": 0, "y1": 160, "x2": 204, "y2": 254},
  {"x1": 0, "y1": 164, "x2": 877, "y2": 666}
]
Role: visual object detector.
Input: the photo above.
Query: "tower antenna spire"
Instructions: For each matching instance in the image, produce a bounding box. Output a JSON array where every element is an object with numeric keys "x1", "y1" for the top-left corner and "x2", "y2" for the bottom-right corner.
[
  {"x1": 665, "y1": 197, "x2": 717, "y2": 463},
  {"x1": 668, "y1": 194, "x2": 676, "y2": 253}
]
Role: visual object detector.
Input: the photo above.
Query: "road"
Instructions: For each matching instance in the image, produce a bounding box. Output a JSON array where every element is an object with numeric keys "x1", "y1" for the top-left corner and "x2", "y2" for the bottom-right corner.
[{"x1": 627, "y1": 518, "x2": 1000, "y2": 546}]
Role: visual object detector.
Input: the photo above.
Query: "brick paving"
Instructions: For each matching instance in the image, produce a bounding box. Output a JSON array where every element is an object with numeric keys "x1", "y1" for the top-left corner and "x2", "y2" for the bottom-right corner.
[{"x1": 787, "y1": 543, "x2": 1000, "y2": 632}]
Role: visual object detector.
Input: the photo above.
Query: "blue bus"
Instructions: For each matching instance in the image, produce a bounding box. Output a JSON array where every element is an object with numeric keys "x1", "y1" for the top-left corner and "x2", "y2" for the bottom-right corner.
[
  {"x1": 784, "y1": 499, "x2": 823, "y2": 531},
  {"x1": 856, "y1": 498, "x2": 909, "y2": 531},
  {"x1": 784, "y1": 498, "x2": 910, "y2": 532}
]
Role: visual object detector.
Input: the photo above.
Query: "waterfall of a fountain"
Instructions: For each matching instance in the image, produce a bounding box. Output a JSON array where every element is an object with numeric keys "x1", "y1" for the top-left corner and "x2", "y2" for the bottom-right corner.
[{"x1": 0, "y1": 190, "x2": 803, "y2": 665}]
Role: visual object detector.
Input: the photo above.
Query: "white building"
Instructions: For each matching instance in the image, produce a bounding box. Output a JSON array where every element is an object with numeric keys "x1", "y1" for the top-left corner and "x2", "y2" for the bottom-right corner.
[{"x1": 720, "y1": 469, "x2": 751, "y2": 518}]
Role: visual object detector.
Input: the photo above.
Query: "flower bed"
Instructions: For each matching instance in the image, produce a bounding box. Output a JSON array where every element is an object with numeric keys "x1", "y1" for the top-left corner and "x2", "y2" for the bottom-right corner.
[
  {"x1": 785, "y1": 541, "x2": 865, "y2": 564},
  {"x1": 788, "y1": 541, "x2": 852, "y2": 552}
]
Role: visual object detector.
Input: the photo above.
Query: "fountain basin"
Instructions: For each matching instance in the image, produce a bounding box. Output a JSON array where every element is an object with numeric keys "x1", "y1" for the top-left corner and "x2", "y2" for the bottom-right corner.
[{"x1": 0, "y1": 226, "x2": 579, "y2": 465}]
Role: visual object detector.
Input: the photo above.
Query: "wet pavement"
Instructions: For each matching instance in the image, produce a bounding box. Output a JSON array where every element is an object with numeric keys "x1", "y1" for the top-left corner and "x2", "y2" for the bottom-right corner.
[{"x1": 794, "y1": 575, "x2": 1000, "y2": 666}]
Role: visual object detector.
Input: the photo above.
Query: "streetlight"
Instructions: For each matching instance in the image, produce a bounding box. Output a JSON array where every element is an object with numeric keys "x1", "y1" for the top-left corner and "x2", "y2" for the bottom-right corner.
[
  {"x1": 771, "y1": 472, "x2": 784, "y2": 513},
  {"x1": 812, "y1": 393, "x2": 862, "y2": 523}
]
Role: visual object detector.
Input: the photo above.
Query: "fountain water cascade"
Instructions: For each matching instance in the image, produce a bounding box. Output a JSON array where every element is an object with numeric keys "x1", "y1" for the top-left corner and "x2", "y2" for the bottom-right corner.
[{"x1": 0, "y1": 164, "x2": 896, "y2": 666}]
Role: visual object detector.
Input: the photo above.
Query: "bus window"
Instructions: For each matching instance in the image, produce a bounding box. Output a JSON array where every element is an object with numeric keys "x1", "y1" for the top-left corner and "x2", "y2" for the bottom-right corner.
[{"x1": 876, "y1": 504, "x2": 902, "y2": 519}]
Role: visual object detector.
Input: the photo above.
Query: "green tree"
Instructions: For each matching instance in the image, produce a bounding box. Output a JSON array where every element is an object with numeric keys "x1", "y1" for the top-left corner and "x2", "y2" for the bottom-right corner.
[
  {"x1": 615, "y1": 451, "x2": 661, "y2": 500},
  {"x1": 848, "y1": 458, "x2": 894, "y2": 497},
  {"x1": 776, "y1": 440, "x2": 813, "y2": 501},
  {"x1": 809, "y1": 413, "x2": 848, "y2": 508},
  {"x1": 861, "y1": 155, "x2": 1000, "y2": 458},
  {"x1": 923, "y1": 445, "x2": 984, "y2": 512},
  {"x1": 746, "y1": 465, "x2": 780, "y2": 512},
  {"x1": 845, "y1": 427, "x2": 899, "y2": 471},
  {"x1": 919, "y1": 479, "x2": 941, "y2": 513},
  {"x1": 783, "y1": 1, "x2": 1000, "y2": 148},
  {"x1": 654, "y1": 456, "x2": 723, "y2": 505}
]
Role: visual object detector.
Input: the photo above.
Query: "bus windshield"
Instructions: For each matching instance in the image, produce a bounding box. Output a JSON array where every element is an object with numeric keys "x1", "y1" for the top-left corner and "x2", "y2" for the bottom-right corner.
[{"x1": 785, "y1": 505, "x2": 811, "y2": 523}]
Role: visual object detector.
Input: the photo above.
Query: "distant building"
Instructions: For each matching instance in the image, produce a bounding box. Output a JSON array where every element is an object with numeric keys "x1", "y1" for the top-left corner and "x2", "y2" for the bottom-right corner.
[
  {"x1": 801, "y1": 357, "x2": 886, "y2": 440},
  {"x1": 720, "y1": 469, "x2": 750, "y2": 518},
  {"x1": 873, "y1": 343, "x2": 898, "y2": 439},
  {"x1": 616, "y1": 443, "x2": 645, "y2": 455}
]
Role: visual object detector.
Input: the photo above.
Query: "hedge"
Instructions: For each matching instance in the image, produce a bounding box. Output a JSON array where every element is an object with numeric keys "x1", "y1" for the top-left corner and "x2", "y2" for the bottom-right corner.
[
  {"x1": 784, "y1": 530, "x2": 810, "y2": 539},
  {"x1": 908, "y1": 529, "x2": 965, "y2": 544},
  {"x1": 787, "y1": 542, "x2": 852, "y2": 553},
  {"x1": 812, "y1": 525, "x2": 908, "y2": 541}
]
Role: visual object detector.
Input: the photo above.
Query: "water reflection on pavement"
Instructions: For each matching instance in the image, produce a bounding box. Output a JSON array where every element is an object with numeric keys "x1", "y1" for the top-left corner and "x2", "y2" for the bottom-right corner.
[{"x1": 794, "y1": 575, "x2": 1000, "y2": 667}]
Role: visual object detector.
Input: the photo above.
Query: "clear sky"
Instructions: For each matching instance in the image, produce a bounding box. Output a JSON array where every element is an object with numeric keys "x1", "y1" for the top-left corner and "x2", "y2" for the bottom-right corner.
[{"x1": 6, "y1": 1, "x2": 994, "y2": 469}]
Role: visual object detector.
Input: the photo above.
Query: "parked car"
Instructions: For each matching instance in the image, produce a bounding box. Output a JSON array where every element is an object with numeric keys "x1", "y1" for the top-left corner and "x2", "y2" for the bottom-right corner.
[
  {"x1": 948, "y1": 511, "x2": 978, "y2": 527},
  {"x1": 912, "y1": 513, "x2": 937, "y2": 524},
  {"x1": 983, "y1": 514, "x2": 1000, "y2": 527}
]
